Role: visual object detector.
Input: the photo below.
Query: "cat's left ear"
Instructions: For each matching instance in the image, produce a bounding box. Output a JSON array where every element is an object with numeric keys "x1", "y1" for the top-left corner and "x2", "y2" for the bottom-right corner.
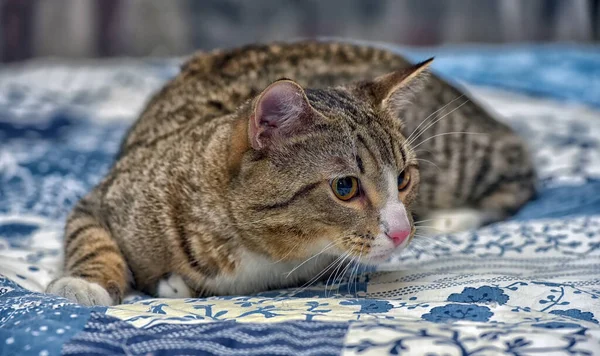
[{"x1": 363, "y1": 57, "x2": 434, "y2": 114}]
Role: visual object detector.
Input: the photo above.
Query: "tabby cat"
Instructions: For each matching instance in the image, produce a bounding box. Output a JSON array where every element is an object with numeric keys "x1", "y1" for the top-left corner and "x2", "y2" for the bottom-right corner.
[{"x1": 46, "y1": 41, "x2": 535, "y2": 306}]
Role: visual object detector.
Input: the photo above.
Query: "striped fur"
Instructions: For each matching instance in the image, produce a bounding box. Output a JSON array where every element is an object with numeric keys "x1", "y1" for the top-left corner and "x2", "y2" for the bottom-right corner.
[{"x1": 46, "y1": 41, "x2": 535, "y2": 305}]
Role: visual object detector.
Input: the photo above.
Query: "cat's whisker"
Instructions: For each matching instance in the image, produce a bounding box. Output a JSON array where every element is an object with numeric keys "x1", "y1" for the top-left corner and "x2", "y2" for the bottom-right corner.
[
  {"x1": 404, "y1": 99, "x2": 468, "y2": 149},
  {"x1": 412, "y1": 232, "x2": 450, "y2": 240},
  {"x1": 404, "y1": 94, "x2": 465, "y2": 144},
  {"x1": 282, "y1": 240, "x2": 335, "y2": 272},
  {"x1": 411, "y1": 132, "x2": 488, "y2": 150},
  {"x1": 339, "y1": 249, "x2": 359, "y2": 296},
  {"x1": 415, "y1": 225, "x2": 447, "y2": 232},
  {"x1": 320, "y1": 256, "x2": 350, "y2": 297},
  {"x1": 294, "y1": 251, "x2": 349, "y2": 295},
  {"x1": 311, "y1": 237, "x2": 364, "y2": 297},
  {"x1": 325, "y1": 252, "x2": 350, "y2": 296},
  {"x1": 404, "y1": 99, "x2": 470, "y2": 148},
  {"x1": 331, "y1": 239, "x2": 362, "y2": 296},
  {"x1": 272, "y1": 238, "x2": 306, "y2": 264},
  {"x1": 284, "y1": 239, "x2": 340, "y2": 275},
  {"x1": 412, "y1": 226, "x2": 450, "y2": 237},
  {"x1": 344, "y1": 257, "x2": 358, "y2": 296},
  {"x1": 333, "y1": 257, "x2": 353, "y2": 297},
  {"x1": 414, "y1": 158, "x2": 441, "y2": 172},
  {"x1": 342, "y1": 258, "x2": 356, "y2": 295},
  {"x1": 417, "y1": 225, "x2": 448, "y2": 237},
  {"x1": 350, "y1": 244, "x2": 365, "y2": 296},
  {"x1": 413, "y1": 219, "x2": 437, "y2": 224},
  {"x1": 414, "y1": 148, "x2": 434, "y2": 155}
]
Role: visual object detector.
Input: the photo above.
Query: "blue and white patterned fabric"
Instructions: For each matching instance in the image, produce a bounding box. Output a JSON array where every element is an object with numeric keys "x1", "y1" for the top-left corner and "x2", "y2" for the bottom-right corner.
[{"x1": 1, "y1": 44, "x2": 600, "y2": 356}]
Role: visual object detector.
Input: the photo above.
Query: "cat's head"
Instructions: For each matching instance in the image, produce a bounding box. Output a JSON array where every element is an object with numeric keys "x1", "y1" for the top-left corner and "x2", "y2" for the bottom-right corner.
[{"x1": 228, "y1": 59, "x2": 432, "y2": 265}]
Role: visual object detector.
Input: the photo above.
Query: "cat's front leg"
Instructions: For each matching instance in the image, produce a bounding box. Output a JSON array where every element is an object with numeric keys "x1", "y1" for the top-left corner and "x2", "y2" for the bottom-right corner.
[
  {"x1": 420, "y1": 208, "x2": 499, "y2": 234},
  {"x1": 423, "y1": 208, "x2": 489, "y2": 235},
  {"x1": 156, "y1": 273, "x2": 194, "y2": 298}
]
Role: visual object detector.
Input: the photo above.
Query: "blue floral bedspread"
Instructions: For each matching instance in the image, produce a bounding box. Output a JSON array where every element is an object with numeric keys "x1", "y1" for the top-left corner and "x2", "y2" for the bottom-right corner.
[{"x1": 1, "y1": 44, "x2": 600, "y2": 356}]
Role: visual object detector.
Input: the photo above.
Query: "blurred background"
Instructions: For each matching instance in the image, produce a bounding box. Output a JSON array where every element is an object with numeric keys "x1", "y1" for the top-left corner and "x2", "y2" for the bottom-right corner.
[{"x1": 1, "y1": 0, "x2": 599, "y2": 63}]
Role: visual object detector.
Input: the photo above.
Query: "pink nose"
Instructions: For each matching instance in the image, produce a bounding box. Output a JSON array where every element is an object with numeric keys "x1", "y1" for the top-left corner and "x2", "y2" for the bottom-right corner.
[{"x1": 387, "y1": 229, "x2": 410, "y2": 247}]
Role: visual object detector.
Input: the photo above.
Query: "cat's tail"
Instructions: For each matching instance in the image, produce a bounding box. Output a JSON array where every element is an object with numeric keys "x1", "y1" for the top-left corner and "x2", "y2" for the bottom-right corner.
[{"x1": 46, "y1": 199, "x2": 129, "y2": 306}]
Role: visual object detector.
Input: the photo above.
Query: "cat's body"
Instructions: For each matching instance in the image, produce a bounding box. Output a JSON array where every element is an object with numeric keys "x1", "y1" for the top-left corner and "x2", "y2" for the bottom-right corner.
[{"x1": 47, "y1": 41, "x2": 535, "y2": 306}]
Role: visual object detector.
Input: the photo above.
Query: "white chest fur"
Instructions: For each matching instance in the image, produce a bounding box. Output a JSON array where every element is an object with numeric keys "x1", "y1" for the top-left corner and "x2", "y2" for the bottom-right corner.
[
  {"x1": 157, "y1": 248, "x2": 339, "y2": 298},
  {"x1": 207, "y1": 249, "x2": 338, "y2": 295}
]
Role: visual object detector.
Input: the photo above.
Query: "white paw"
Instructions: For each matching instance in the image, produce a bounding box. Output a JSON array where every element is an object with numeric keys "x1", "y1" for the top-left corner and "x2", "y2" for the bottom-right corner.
[
  {"x1": 157, "y1": 274, "x2": 193, "y2": 298},
  {"x1": 46, "y1": 277, "x2": 114, "y2": 306},
  {"x1": 421, "y1": 208, "x2": 486, "y2": 234}
]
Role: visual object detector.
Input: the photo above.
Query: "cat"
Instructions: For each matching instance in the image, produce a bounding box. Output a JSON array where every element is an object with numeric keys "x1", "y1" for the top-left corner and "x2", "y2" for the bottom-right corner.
[{"x1": 46, "y1": 41, "x2": 535, "y2": 306}]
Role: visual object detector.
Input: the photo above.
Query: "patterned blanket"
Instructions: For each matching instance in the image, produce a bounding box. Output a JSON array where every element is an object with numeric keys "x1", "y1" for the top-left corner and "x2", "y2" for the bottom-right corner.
[{"x1": 1, "y1": 44, "x2": 600, "y2": 355}]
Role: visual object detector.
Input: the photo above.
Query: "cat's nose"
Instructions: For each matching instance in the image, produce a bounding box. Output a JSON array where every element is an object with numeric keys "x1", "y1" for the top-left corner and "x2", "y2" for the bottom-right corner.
[{"x1": 386, "y1": 229, "x2": 410, "y2": 247}]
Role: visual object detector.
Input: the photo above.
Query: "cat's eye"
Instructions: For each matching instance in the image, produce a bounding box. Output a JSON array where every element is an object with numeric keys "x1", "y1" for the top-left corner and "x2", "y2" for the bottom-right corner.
[
  {"x1": 398, "y1": 170, "x2": 411, "y2": 191},
  {"x1": 331, "y1": 176, "x2": 359, "y2": 201}
]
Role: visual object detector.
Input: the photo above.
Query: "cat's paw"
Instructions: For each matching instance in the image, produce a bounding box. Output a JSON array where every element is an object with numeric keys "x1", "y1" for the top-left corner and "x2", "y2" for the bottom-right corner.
[
  {"x1": 157, "y1": 274, "x2": 193, "y2": 298},
  {"x1": 46, "y1": 277, "x2": 114, "y2": 306},
  {"x1": 421, "y1": 208, "x2": 485, "y2": 234}
]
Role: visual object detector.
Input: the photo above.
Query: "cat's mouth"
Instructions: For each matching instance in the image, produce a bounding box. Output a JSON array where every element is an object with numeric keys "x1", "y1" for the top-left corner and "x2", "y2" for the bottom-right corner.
[{"x1": 360, "y1": 225, "x2": 416, "y2": 265}]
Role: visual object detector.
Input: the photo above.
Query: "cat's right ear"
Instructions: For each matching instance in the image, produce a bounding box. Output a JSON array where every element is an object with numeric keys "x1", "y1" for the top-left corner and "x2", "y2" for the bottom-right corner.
[
  {"x1": 249, "y1": 79, "x2": 313, "y2": 150},
  {"x1": 363, "y1": 58, "x2": 433, "y2": 115}
]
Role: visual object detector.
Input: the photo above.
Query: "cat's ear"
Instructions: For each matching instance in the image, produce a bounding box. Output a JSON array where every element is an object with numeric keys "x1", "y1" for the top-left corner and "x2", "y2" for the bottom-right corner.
[
  {"x1": 249, "y1": 79, "x2": 313, "y2": 150},
  {"x1": 365, "y1": 58, "x2": 433, "y2": 114}
]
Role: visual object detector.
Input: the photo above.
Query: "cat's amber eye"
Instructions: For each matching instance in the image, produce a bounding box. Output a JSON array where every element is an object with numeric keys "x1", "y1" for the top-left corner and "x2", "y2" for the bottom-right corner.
[
  {"x1": 331, "y1": 176, "x2": 359, "y2": 201},
  {"x1": 398, "y1": 170, "x2": 411, "y2": 191}
]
